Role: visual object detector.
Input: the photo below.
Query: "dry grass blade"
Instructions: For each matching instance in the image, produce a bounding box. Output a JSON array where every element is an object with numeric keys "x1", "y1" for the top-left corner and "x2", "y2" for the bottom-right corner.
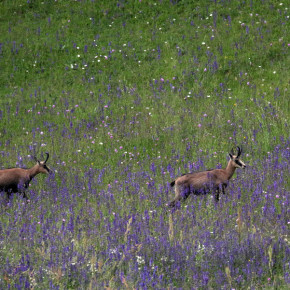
[
  {"x1": 168, "y1": 213, "x2": 174, "y2": 242},
  {"x1": 124, "y1": 216, "x2": 133, "y2": 243}
]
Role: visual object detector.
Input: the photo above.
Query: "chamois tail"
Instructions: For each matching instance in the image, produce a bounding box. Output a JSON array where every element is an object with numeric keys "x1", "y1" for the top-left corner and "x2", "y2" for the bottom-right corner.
[{"x1": 170, "y1": 180, "x2": 175, "y2": 187}]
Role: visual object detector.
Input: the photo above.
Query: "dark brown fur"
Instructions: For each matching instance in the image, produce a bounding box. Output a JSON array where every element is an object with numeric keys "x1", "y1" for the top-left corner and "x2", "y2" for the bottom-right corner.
[{"x1": 168, "y1": 147, "x2": 246, "y2": 207}]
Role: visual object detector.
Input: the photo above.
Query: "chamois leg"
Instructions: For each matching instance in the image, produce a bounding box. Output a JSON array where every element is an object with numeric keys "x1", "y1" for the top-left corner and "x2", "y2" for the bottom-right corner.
[
  {"x1": 168, "y1": 197, "x2": 180, "y2": 208},
  {"x1": 21, "y1": 184, "x2": 29, "y2": 200},
  {"x1": 215, "y1": 185, "x2": 222, "y2": 201},
  {"x1": 222, "y1": 184, "x2": 227, "y2": 195},
  {"x1": 215, "y1": 184, "x2": 227, "y2": 201},
  {"x1": 6, "y1": 190, "x2": 12, "y2": 201},
  {"x1": 215, "y1": 190, "x2": 220, "y2": 201},
  {"x1": 168, "y1": 186, "x2": 191, "y2": 208}
]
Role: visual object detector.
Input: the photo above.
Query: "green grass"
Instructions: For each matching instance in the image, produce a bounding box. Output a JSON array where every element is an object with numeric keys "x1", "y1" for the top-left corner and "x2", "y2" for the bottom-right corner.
[{"x1": 0, "y1": 1, "x2": 288, "y2": 164}]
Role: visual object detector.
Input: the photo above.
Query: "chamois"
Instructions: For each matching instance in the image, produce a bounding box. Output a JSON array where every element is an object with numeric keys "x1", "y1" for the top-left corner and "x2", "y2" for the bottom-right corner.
[
  {"x1": 168, "y1": 147, "x2": 246, "y2": 207},
  {"x1": 0, "y1": 153, "x2": 50, "y2": 199}
]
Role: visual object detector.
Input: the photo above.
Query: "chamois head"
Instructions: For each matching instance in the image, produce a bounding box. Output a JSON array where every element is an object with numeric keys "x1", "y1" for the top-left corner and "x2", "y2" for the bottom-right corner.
[
  {"x1": 229, "y1": 146, "x2": 246, "y2": 169},
  {"x1": 34, "y1": 153, "x2": 50, "y2": 174}
]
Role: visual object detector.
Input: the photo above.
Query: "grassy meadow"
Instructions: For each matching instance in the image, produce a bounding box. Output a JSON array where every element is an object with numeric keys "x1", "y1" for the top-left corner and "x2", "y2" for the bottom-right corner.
[{"x1": 0, "y1": 0, "x2": 289, "y2": 288}]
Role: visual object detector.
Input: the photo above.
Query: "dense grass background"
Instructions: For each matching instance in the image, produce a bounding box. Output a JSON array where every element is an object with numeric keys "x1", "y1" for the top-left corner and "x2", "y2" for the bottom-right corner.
[{"x1": 0, "y1": 0, "x2": 289, "y2": 288}]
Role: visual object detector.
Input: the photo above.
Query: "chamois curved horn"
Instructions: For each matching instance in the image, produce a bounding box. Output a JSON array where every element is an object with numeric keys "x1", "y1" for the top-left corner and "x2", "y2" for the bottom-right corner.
[
  {"x1": 236, "y1": 146, "x2": 242, "y2": 157},
  {"x1": 44, "y1": 152, "x2": 49, "y2": 163},
  {"x1": 230, "y1": 147, "x2": 235, "y2": 156}
]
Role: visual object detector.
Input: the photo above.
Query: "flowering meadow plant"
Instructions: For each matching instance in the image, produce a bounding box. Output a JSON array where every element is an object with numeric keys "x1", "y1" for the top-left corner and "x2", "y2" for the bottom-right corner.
[{"x1": 0, "y1": 0, "x2": 289, "y2": 288}]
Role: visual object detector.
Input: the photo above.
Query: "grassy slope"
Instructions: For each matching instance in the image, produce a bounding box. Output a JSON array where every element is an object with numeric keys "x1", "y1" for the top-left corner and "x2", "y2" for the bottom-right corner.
[{"x1": 0, "y1": 1, "x2": 288, "y2": 161}]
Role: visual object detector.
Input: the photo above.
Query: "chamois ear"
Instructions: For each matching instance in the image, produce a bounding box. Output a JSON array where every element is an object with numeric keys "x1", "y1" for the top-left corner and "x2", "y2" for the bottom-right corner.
[{"x1": 229, "y1": 153, "x2": 233, "y2": 159}]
